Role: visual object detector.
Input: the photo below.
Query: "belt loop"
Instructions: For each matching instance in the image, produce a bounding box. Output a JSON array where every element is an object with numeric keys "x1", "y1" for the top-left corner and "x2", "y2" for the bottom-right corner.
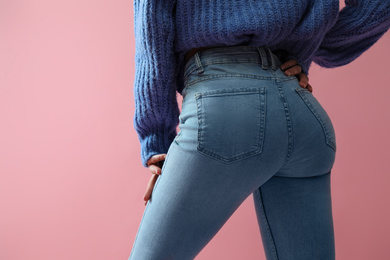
[
  {"x1": 194, "y1": 52, "x2": 204, "y2": 74},
  {"x1": 267, "y1": 48, "x2": 277, "y2": 70},
  {"x1": 257, "y1": 47, "x2": 269, "y2": 70}
]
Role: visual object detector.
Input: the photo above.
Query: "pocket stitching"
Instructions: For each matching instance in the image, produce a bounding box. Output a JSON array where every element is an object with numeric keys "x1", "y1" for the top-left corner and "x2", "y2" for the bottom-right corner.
[
  {"x1": 195, "y1": 87, "x2": 266, "y2": 163},
  {"x1": 295, "y1": 87, "x2": 336, "y2": 151}
]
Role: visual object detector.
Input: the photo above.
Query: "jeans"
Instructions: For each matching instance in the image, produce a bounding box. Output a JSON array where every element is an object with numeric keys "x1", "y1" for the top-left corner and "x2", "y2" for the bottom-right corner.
[{"x1": 128, "y1": 45, "x2": 337, "y2": 260}]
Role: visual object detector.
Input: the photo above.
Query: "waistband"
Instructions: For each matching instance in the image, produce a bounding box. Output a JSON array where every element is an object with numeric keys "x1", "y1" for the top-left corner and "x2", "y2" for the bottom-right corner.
[{"x1": 183, "y1": 45, "x2": 282, "y2": 79}]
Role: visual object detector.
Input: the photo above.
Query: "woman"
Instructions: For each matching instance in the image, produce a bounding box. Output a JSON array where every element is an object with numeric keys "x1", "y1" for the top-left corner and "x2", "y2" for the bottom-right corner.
[{"x1": 129, "y1": 1, "x2": 390, "y2": 259}]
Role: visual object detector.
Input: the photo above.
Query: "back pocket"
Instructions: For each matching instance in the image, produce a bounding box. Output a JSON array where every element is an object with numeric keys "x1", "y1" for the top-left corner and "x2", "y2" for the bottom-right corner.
[
  {"x1": 195, "y1": 87, "x2": 266, "y2": 163},
  {"x1": 295, "y1": 87, "x2": 337, "y2": 152}
]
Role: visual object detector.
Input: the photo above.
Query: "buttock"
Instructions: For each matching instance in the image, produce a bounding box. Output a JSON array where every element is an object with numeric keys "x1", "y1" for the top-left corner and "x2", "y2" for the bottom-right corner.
[{"x1": 177, "y1": 50, "x2": 336, "y2": 177}]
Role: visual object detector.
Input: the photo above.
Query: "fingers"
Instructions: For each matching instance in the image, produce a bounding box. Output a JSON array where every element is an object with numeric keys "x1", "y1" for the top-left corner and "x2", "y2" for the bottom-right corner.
[
  {"x1": 280, "y1": 62, "x2": 313, "y2": 92},
  {"x1": 147, "y1": 153, "x2": 167, "y2": 175},
  {"x1": 284, "y1": 64, "x2": 302, "y2": 76},
  {"x1": 281, "y1": 59, "x2": 303, "y2": 77},
  {"x1": 144, "y1": 153, "x2": 167, "y2": 206},
  {"x1": 298, "y1": 72, "x2": 309, "y2": 88},
  {"x1": 280, "y1": 59, "x2": 298, "y2": 71},
  {"x1": 148, "y1": 164, "x2": 162, "y2": 175},
  {"x1": 143, "y1": 173, "x2": 159, "y2": 205},
  {"x1": 147, "y1": 154, "x2": 167, "y2": 165},
  {"x1": 307, "y1": 83, "x2": 313, "y2": 93}
]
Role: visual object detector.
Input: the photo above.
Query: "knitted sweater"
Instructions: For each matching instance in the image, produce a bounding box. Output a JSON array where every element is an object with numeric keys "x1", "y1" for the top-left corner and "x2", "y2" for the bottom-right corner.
[{"x1": 133, "y1": 0, "x2": 390, "y2": 168}]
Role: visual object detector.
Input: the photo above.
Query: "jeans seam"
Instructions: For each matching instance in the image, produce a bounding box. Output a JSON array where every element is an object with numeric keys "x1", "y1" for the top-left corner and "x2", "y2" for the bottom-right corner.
[
  {"x1": 256, "y1": 187, "x2": 279, "y2": 260},
  {"x1": 184, "y1": 73, "x2": 277, "y2": 88},
  {"x1": 275, "y1": 79, "x2": 293, "y2": 166},
  {"x1": 294, "y1": 87, "x2": 337, "y2": 152}
]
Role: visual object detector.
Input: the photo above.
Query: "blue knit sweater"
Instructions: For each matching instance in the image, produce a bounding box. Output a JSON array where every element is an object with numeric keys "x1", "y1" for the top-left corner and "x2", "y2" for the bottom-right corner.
[{"x1": 133, "y1": 0, "x2": 390, "y2": 168}]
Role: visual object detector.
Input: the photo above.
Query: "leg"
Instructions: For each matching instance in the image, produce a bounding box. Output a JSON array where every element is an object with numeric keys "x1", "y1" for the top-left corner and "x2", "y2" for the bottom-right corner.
[
  {"x1": 128, "y1": 140, "x2": 277, "y2": 260},
  {"x1": 252, "y1": 171, "x2": 335, "y2": 260}
]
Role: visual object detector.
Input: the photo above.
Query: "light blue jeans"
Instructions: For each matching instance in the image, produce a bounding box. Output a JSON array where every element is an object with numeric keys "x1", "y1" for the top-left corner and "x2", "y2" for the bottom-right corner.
[{"x1": 129, "y1": 45, "x2": 337, "y2": 260}]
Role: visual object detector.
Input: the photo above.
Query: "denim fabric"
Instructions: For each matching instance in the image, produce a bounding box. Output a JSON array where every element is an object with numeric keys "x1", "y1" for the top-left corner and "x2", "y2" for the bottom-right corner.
[{"x1": 129, "y1": 45, "x2": 336, "y2": 260}]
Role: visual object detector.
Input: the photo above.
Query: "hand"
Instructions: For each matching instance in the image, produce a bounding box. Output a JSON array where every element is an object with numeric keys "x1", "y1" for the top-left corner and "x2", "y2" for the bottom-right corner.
[
  {"x1": 280, "y1": 59, "x2": 313, "y2": 93},
  {"x1": 143, "y1": 153, "x2": 167, "y2": 206}
]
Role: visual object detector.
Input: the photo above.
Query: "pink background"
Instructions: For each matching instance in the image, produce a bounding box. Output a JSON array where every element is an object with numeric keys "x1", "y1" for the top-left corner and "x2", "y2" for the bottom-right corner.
[{"x1": 1, "y1": 1, "x2": 389, "y2": 259}]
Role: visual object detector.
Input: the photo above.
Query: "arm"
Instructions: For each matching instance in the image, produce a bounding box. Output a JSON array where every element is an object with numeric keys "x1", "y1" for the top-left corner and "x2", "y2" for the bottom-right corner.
[
  {"x1": 133, "y1": 0, "x2": 179, "y2": 168},
  {"x1": 313, "y1": 0, "x2": 390, "y2": 68}
]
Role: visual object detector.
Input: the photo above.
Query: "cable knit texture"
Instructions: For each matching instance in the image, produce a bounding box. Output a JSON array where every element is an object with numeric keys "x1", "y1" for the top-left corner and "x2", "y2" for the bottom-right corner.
[{"x1": 133, "y1": 0, "x2": 390, "y2": 168}]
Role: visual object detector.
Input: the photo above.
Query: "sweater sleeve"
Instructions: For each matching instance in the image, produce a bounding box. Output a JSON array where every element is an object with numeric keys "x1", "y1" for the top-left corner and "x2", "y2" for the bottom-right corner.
[
  {"x1": 133, "y1": 0, "x2": 180, "y2": 168},
  {"x1": 313, "y1": 0, "x2": 390, "y2": 68}
]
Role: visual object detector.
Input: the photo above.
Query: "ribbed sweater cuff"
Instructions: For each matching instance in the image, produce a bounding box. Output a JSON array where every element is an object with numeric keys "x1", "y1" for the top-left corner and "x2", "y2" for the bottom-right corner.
[
  {"x1": 139, "y1": 128, "x2": 177, "y2": 168},
  {"x1": 300, "y1": 60, "x2": 312, "y2": 77}
]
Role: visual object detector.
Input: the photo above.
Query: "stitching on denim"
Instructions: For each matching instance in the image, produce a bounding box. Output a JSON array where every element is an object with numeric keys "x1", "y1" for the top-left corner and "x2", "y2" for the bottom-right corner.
[
  {"x1": 275, "y1": 79, "x2": 294, "y2": 166},
  {"x1": 194, "y1": 52, "x2": 204, "y2": 74},
  {"x1": 195, "y1": 92, "x2": 203, "y2": 158},
  {"x1": 294, "y1": 87, "x2": 337, "y2": 151},
  {"x1": 184, "y1": 75, "x2": 295, "y2": 90},
  {"x1": 259, "y1": 87, "x2": 266, "y2": 153},
  {"x1": 267, "y1": 48, "x2": 277, "y2": 70},
  {"x1": 195, "y1": 93, "x2": 263, "y2": 162},
  {"x1": 184, "y1": 60, "x2": 270, "y2": 78},
  {"x1": 194, "y1": 88, "x2": 265, "y2": 163},
  {"x1": 186, "y1": 73, "x2": 275, "y2": 86},
  {"x1": 269, "y1": 67, "x2": 279, "y2": 78},
  {"x1": 184, "y1": 63, "x2": 294, "y2": 86},
  {"x1": 257, "y1": 47, "x2": 269, "y2": 69},
  {"x1": 255, "y1": 187, "x2": 279, "y2": 260},
  {"x1": 184, "y1": 74, "x2": 278, "y2": 88}
]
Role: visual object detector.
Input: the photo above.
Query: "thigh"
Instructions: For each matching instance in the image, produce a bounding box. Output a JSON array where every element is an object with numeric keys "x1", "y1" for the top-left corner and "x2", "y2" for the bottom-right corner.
[
  {"x1": 252, "y1": 171, "x2": 335, "y2": 260},
  {"x1": 129, "y1": 140, "x2": 262, "y2": 260}
]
